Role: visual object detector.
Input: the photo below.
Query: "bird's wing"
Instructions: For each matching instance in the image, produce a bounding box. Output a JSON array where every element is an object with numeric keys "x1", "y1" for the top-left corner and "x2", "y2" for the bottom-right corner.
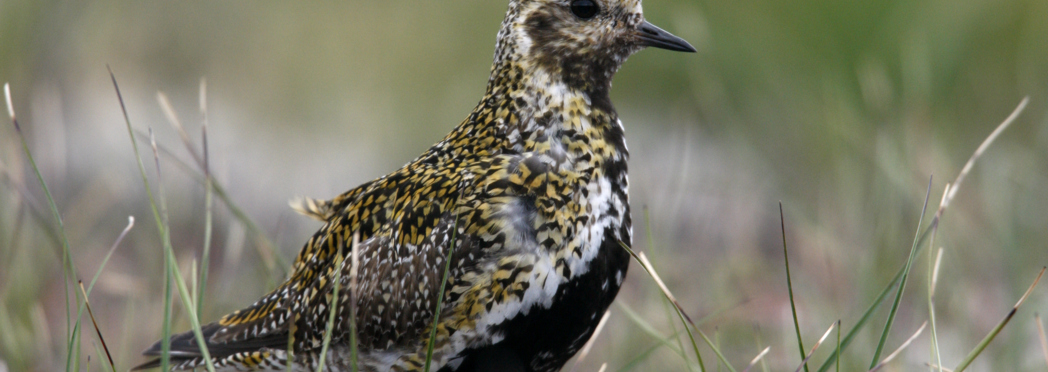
[
  {"x1": 139, "y1": 160, "x2": 485, "y2": 368},
  {"x1": 288, "y1": 160, "x2": 488, "y2": 351},
  {"x1": 136, "y1": 151, "x2": 572, "y2": 369}
]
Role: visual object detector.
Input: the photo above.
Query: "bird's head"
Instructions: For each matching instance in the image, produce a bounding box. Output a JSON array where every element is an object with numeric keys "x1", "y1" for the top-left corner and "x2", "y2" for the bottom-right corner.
[{"x1": 492, "y1": 0, "x2": 695, "y2": 95}]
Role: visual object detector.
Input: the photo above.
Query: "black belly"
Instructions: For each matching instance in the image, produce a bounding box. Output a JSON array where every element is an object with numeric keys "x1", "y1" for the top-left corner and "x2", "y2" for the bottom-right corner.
[{"x1": 442, "y1": 225, "x2": 631, "y2": 372}]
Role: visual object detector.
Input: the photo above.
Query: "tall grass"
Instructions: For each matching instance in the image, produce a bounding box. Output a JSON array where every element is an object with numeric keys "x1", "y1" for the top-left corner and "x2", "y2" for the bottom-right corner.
[
  {"x1": 0, "y1": 5, "x2": 1039, "y2": 370},
  {"x1": 610, "y1": 97, "x2": 1039, "y2": 372}
]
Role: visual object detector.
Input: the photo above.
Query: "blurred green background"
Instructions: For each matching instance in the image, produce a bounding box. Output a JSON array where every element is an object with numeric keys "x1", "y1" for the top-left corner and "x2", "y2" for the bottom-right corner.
[{"x1": 2, "y1": 0, "x2": 1047, "y2": 370}]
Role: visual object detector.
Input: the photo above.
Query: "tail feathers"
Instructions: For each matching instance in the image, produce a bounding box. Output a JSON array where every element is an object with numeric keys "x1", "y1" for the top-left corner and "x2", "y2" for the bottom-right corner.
[
  {"x1": 290, "y1": 196, "x2": 337, "y2": 221},
  {"x1": 289, "y1": 179, "x2": 376, "y2": 222},
  {"x1": 133, "y1": 322, "x2": 291, "y2": 371}
]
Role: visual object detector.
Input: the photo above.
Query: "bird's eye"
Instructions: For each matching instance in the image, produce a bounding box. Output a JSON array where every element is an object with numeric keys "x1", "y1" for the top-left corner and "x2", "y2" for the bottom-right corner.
[{"x1": 570, "y1": 0, "x2": 599, "y2": 20}]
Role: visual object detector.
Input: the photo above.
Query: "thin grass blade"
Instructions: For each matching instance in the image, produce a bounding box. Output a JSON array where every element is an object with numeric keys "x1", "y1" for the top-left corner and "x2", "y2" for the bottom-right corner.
[
  {"x1": 817, "y1": 97, "x2": 1030, "y2": 372},
  {"x1": 953, "y1": 267, "x2": 1045, "y2": 372},
  {"x1": 571, "y1": 310, "x2": 611, "y2": 372},
  {"x1": 350, "y1": 233, "x2": 360, "y2": 370},
  {"x1": 151, "y1": 130, "x2": 217, "y2": 372},
  {"x1": 6, "y1": 82, "x2": 83, "y2": 371},
  {"x1": 643, "y1": 208, "x2": 694, "y2": 372},
  {"x1": 618, "y1": 241, "x2": 708, "y2": 372},
  {"x1": 793, "y1": 321, "x2": 837, "y2": 372},
  {"x1": 779, "y1": 203, "x2": 808, "y2": 372},
  {"x1": 424, "y1": 214, "x2": 460, "y2": 371},
  {"x1": 868, "y1": 176, "x2": 932, "y2": 369},
  {"x1": 132, "y1": 129, "x2": 286, "y2": 276},
  {"x1": 835, "y1": 317, "x2": 840, "y2": 372},
  {"x1": 868, "y1": 321, "x2": 926, "y2": 372},
  {"x1": 741, "y1": 347, "x2": 770, "y2": 372},
  {"x1": 77, "y1": 281, "x2": 114, "y2": 371},
  {"x1": 198, "y1": 78, "x2": 214, "y2": 317},
  {"x1": 616, "y1": 328, "x2": 689, "y2": 372},
  {"x1": 1036, "y1": 313, "x2": 1048, "y2": 368},
  {"x1": 316, "y1": 235, "x2": 345, "y2": 372}
]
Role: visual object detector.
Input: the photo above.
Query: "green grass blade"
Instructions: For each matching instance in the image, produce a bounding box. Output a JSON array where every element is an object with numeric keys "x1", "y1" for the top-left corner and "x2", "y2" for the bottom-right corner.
[
  {"x1": 618, "y1": 241, "x2": 710, "y2": 372},
  {"x1": 424, "y1": 213, "x2": 460, "y2": 371},
  {"x1": 84, "y1": 217, "x2": 134, "y2": 306},
  {"x1": 160, "y1": 246, "x2": 173, "y2": 371},
  {"x1": 817, "y1": 97, "x2": 1028, "y2": 372},
  {"x1": 132, "y1": 129, "x2": 287, "y2": 278},
  {"x1": 814, "y1": 257, "x2": 897, "y2": 372},
  {"x1": 869, "y1": 321, "x2": 926, "y2": 372},
  {"x1": 835, "y1": 318, "x2": 840, "y2": 372},
  {"x1": 74, "y1": 217, "x2": 132, "y2": 371},
  {"x1": 91, "y1": 343, "x2": 109, "y2": 372},
  {"x1": 693, "y1": 319, "x2": 731, "y2": 372},
  {"x1": 868, "y1": 177, "x2": 932, "y2": 369},
  {"x1": 150, "y1": 130, "x2": 218, "y2": 372},
  {"x1": 197, "y1": 78, "x2": 214, "y2": 317},
  {"x1": 315, "y1": 237, "x2": 344, "y2": 372},
  {"x1": 616, "y1": 328, "x2": 689, "y2": 372},
  {"x1": 779, "y1": 203, "x2": 807, "y2": 372},
  {"x1": 163, "y1": 245, "x2": 219, "y2": 372},
  {"x1": 6, "y1": 83, "x2": 84, "y2": 372},
  {"x1": 110, "y1": 70, "x2": 235, "y2": 371},
  {"x1": 926, "y1": 183, "x2": 947, "y2": 372},
  {"x1": 64, "y1": 317, "x2": 83, "y2": 372},
  {"x1": 616, "y1": 301, "x2": 687, "y2": 358},
  {"x1": 108, "y1": 69, "x2": 164, "y2": 235},
  {"x1": 78, "y1": 282, "x2": 114, "y2": 370},
  {"x1": 643, "y1": 208, "x2": 695, "y2": 372},
  {"x1": 110, "y1": 67, "x2": 171, "y2": 368},
  {"x1": 953, "y1": 267, "x2": 1044, "y2": 372}
]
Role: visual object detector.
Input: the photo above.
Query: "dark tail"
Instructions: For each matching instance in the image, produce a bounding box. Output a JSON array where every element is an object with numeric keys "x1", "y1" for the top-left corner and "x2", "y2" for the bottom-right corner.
[{"x1": 132, "y1": 321, "x2": 290, "y2": 370}]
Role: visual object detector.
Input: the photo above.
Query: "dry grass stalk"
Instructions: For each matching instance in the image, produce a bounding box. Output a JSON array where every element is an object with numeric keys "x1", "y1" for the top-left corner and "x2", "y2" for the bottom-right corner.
[
  {"x1": 741, "y1": 346, "x2": 771, "y2": 372},
  {"x1": 636, "y1": 251, "x2": 699, "y2": 329},
  {"x1": 924, "y1": 363, "x2": 954, "y2": 372},
  {"x1": 349, "y1": 232, "x2": 361, "y2": 368},
  {"x1": 77, "y1": 281, "x2": 114, "y2": 370},
  {"x1": 794, "y1": 321, "x2": 838, "y2": 372},
  {"x1": 570, "y1": 310, "x2": 611, "y2": 372},
  {"x1": 4, "y1": 83, "x2": 13, "y2": 122},
  {"x1": 868, "y1": 321, "x2": 927, "y2": 372},
  {"x1": 157, "y1": 92, "x2": 204, "y2": 169},
  {"x1": 940, "y1": 97, "x2": 1028, "y2": 214},
  {"x1": 1036, "y1": 313, "x2": 1048, "y2": 368},
  {"x1": 930, "y1": 247, "x2": 944, "y2": 297},
  {"x1": 953, "y1": 266, "x2": 1045, "y2": 371}
]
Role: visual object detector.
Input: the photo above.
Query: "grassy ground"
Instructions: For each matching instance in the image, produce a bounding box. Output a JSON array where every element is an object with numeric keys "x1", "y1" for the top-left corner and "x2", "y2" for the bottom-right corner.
[{"x1": 2, "y1": 0, "x2": 1047, "y2": 371}]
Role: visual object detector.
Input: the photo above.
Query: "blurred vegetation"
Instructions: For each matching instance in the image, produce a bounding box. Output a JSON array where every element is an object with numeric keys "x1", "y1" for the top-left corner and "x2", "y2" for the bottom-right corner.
[{"x1": 1, "y1": 0, "x2": 1047, "y2": 370}]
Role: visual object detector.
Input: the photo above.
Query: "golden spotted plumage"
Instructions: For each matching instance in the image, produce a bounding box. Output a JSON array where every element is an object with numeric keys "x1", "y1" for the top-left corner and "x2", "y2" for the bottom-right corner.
[{"x1": 136, "y1": 0, "x2": 694, "y2": 371}]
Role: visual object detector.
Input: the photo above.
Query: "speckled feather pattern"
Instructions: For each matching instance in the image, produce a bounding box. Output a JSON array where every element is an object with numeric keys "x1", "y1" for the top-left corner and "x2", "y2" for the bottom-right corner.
[{"x1": 137, "y1": 0, "x2": 685, "y2": 371}]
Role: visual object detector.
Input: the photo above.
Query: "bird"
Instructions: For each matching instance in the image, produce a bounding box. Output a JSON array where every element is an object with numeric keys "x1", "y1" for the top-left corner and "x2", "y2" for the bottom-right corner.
[{"x1": 135, "y1": 0, "x2": 694, "y2": 370}]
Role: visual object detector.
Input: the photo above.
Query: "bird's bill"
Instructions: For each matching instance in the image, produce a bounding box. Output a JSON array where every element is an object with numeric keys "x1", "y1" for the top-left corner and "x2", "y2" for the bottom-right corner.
[{"x1": 636, "y1": 21, "x2": 697, "y2": 53}]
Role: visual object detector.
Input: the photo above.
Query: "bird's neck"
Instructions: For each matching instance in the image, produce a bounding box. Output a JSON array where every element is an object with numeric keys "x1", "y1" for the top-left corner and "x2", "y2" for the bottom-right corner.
[
  {"x1": 427, "y1": 63, "x2": 627, "y2": 168},
  {"x1": 472, "y1": 61, "x2": 626, "y2": 162},
  {"x1": 486, "y1": 50, "x2": 616, "y2": 115}
]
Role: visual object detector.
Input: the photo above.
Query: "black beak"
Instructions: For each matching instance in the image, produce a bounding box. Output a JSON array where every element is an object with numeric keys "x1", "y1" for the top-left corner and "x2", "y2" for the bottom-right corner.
[{"x1": 636, "y1": 21, "x2": 696, "y2": 53}]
